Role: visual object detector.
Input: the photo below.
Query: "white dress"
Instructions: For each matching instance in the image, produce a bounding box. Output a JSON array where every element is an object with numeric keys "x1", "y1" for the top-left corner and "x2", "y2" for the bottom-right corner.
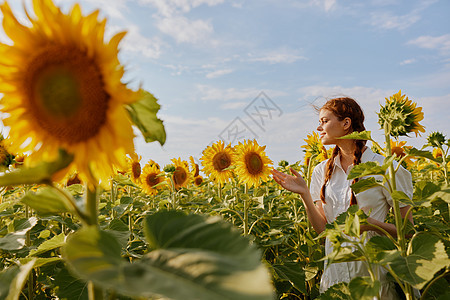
[{"x1": 310, "y1": 148, "x2": 413, "y2": 299}]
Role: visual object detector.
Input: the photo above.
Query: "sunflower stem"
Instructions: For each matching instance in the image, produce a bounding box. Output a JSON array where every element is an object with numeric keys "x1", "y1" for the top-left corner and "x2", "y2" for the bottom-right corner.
[
  {"x1": 88, "y1": 281, "x2": 104, "y2": 300},
  {"x1": 218, "y1": 182, "x2": 222, "y2": 202},
  {"x1": 110, "y1": 179, "x2": 116, "y2": 219},
  {"x1": 384, "y1": 123, "x2": 414, "y2": 300},
  {"x1": 243, "y1": 183, "x2": 249, "y2": 235},
  {"x1": 25, "y1": 204, "x2": 34, "y2": 300},
  {"x1": 85, "y1": 184, "x2": 98, "y2": 226},
  {"x1": 438, "y1": 145, "x2": 449, "y2": 185}
]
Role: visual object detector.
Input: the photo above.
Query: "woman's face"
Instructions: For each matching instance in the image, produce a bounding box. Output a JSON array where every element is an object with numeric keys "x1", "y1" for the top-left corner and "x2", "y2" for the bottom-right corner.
[{"x1": 317, "y1": 109, "x2": 350, "y2": 145}]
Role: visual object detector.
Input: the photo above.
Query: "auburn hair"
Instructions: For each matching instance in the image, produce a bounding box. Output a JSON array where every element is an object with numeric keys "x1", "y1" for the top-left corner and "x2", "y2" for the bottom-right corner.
[{"x1": 317, "y1": 97, "x2": 366, "y2": 206}]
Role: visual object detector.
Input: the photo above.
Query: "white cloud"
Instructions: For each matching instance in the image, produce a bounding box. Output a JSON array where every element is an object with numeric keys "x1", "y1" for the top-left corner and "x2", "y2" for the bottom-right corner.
[
  {"x1": 196, "y1": 85, "x2": 287, "y2": 101},
  {"x1": 73, "y1": 0, "x2": 129, "y2": 20},
  {"x1": 247, "y1": 48, "x2": 307, "y2": 64},
  {"x1": 219, "y1": 102, "x2": 247, "y2": 110},
  {"x1": 111, "y1": 24, "x2": 163, "y2": 59},
  {"x1": 206, "y1": 68, "x2": 234, "y2": 79},
  {"x1": 367, "y1": 0, "x2": 437, "y2": 31},
  {"x1": 400, "y1": 58, "x2": 416, "y2": 65},
  {"x1": 407, "y1": 34, "x2": 450, "y2": 56},
  {"x1": 139, "y1": 0, "x2": 224, "y2": 17},
  {"x1": 156, "y1": 15, "x2": 214, "y2": 44},
  {"x1": 368, "y1": 11, "x2": 420, "y2": 30},
  {"x1": 196, "y1": 85, "x2": 264, "y2": 101},
  {"x1": 292, "y1": 0, "x2": 337, "y2": 12},
  {"x1": 320, "y1": 0, "x2": 337, "y2": 12}
]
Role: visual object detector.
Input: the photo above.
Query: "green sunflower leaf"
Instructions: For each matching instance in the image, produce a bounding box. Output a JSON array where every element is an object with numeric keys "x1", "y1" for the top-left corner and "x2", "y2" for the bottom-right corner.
[
  {"x1": 337, "y1": 130, "x2": 372, "y2": 141},
  {"x1": 0, "y1": 217, "x2": 38, "y2": 250},
  {"x1": 21, "y1": 187, "x2": 71, "y2": 215},
  {"x1": 272, "y1": 262, "x2": 306, "y2": 294},
  {"x1": 348, "y1": 277, "x2": 381, "y2": 300},
  {"x1": 0, "y1": 260, "x2": 36, "y2": 300},
  {"x1": 351, "y1": 177, "x2": 383, "y2": 194},
  {"x1": 389, "y1": 233, "x2": 450, "y2": 289},
  {"x1": 347, "y1": 162, "x2": 386, "y2": 180},
  {"x1": 127, "y1": 90, "x2": 166, "y2": 145},
  {"x1": 63, "y1": 211, "x2": 274, "y2": 300},
  {"x1": 404, "y1": 147, "x2": 438, "y2": 162}
]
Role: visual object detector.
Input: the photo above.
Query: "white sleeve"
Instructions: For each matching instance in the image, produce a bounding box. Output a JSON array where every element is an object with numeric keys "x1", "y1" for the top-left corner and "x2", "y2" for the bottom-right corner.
[
  {"x1": 383, "y1": 163, "x2": 414, "y2": 208},
  {"x1": 309, "y1": 162, "x2": 325, "y2": 203}
]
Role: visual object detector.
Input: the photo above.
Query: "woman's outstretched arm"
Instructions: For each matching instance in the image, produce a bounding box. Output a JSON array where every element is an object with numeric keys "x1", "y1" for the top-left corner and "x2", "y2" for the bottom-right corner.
[{"x1": 272, "y1": 168, "x2": 328, "y2": 233}]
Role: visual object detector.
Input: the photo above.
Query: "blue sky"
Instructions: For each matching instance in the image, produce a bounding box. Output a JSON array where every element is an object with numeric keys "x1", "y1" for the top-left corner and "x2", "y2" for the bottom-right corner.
[{"x1": 3, "y1": 0, "x2": 450, "y2": 168}]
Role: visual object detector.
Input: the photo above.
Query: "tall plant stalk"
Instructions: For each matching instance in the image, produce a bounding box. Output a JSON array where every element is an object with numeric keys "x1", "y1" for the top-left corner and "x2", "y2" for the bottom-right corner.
[{"x1": 384, "y1": 123, "x2": 414, "y2": 300}]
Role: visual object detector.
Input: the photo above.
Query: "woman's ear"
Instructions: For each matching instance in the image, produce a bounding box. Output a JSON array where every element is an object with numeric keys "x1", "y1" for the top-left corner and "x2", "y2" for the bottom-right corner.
[{"x1": 343, "y1": 117, "x2": 352, "y2": 131}]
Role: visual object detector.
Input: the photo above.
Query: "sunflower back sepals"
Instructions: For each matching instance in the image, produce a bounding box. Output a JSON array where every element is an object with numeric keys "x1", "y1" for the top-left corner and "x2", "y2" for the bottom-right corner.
[{"x1": 378, "y1": 90, "x2": 425, "y2": 138}]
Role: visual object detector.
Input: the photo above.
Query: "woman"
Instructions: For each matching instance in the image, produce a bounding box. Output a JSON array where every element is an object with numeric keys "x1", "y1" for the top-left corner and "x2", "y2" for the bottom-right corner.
[{"x1": 271, "y1": 97, "x2": 413, "y2": 299}]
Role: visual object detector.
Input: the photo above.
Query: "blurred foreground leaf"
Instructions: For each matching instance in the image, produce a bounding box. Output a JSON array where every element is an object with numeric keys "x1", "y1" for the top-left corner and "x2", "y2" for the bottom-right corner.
[
  {"x1": 127, "y1": 90, "x2": 166, "y2": 145},
  {"x1": 0, "y1": 149, "x2": 73, "y2": 186},
  {"x1": 63, "y1": 211, "x2": 274, "y2": 300}
]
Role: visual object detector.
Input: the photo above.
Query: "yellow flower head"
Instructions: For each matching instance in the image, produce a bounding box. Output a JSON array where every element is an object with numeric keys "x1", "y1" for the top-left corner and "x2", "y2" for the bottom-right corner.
[
  {"x1": 378, "y1": 90, "x2": 425, "y2": 137},
  {"x1": 201, "y1": 141, "x2": 235, "y2": 185},
  {"x1": 193, "y1": 175, "x2": 203, "y2": 186},
  {"x1": 171, "y1": 158, "x2": 192, "y2": 190},
  {"x1": 234, "y1": 139, "x2": 272, "y2": 187},
  {"x1": 390, "y1": 139, "x2": 413, "y2": 166},
  {"x1": 189, "y1": 156, "x2": 200, "y2": 177},
  {"x1": 127, "y1": 154, "x2": 142, "y2": 184},
  {"x1": 0, "y1": 0, "x2": 140, "y2": 187},
  {"x1": 301, "y1": 132, "x2": 328, "y2": 166},
  {"x1": 432, "y1": 148, "x2": 443, "y2": 159},
  {"x1": 140, "y1": 162, "x2": 166, "y2": 196}
]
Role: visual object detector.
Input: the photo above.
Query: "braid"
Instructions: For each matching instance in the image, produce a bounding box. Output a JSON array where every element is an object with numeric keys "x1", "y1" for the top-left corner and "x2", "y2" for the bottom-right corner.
[
  {"x1": 350, "y1": 139, "x2": 367, "y2": 206},
  {"x1": 320, "y1": 146, "x2": 340, "y2": 204}
]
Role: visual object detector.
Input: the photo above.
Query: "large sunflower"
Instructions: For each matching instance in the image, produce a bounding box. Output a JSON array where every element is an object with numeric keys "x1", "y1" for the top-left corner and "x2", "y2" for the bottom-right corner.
[
  {"x1": 201, "y1": 140, "x2": 235, "y2": 185},
  {"x1": 234, "y1": 139, "x2": 272, "y2": 187},
  {"x1": 378, "y1": 90, "x2": 425, "y2": 137},
  {"x1": 140, "y1": 162, "x2": 166, "y2": 196},
  {"x1": 171, "y1": 158, "x2": 192, "y2": 190},
  {"x1": 0, "y1": 0, "x2": 140, "y2": 186}
]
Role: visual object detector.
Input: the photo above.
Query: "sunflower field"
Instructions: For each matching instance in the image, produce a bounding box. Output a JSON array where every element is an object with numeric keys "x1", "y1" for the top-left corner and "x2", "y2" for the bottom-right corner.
[{"x1": 0, "y1": 1, "x2": 449, "y2": 300}]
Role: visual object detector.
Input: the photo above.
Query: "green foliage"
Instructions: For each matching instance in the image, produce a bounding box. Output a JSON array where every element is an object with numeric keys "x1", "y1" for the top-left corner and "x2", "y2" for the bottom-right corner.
[
  {"x1": 0, "y1": 122, "x2": 448, "y2": 300},
  {"x1": 126, "y1": 90, "x2": 166, "y2": 145},
  {"x1": 337, "y1": 130, "x2": 372, "y2": 141},
  {"x1": 388, "y1": 233, "x2": 449, "y2": 289},
  {"x1": 62, "y1": 212, "x2": 273, "y2": 300}
]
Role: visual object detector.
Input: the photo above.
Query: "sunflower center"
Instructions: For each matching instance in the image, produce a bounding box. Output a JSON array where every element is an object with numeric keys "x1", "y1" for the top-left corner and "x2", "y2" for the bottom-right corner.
[
  {"x1": 245, "y1": 152, "x2": 263, "y2": 175},
  {"x1": 146, "y1": 173, "x2": 159, "y2": 187},
  {"x1": 212, "y1": 152, "x2": 231, "y2": 172},
  {"x1": 26, "y1": 45, "x2": 109, "y2": 144},
  {"x1": 132, "y1": 162, "x2": 141, "y2": 179},
  {"x1": 392, "y1": 147, "x2": 405, "y2": 158},
  {"x1": 194, "y1": 176, "x2": 203, "y2": 186},
  {"x1": 173, "y1": 167, "x2": 187, "y2": 186}
]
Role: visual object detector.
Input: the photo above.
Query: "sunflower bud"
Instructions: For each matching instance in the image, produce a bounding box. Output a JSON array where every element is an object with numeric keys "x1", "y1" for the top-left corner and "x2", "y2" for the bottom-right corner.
[
  {"x1": 163, "y1": 164, "x2": 176, "y2": 173},
  {"x1": 427, "y1": 132, "x2": 446, "y2": 148},
  {"x1": 278, "y1": 160, "x2": 289, "y2": 167},
  {"x1": 378, "y1": 90, "x2": 425, "y2": 137}
]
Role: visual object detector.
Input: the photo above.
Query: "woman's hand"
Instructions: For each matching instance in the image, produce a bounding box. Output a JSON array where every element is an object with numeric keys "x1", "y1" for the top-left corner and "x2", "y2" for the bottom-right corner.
[{"x1": 271, "y1": 168, "x2": 308, "y2": 196}]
